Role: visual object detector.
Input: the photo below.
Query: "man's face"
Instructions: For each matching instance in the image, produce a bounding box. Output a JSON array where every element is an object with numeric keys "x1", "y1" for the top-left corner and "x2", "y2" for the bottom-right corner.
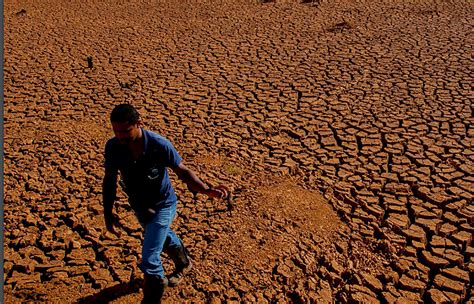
[{"x1": 112, "y1": 121, "x2": 141, "y2": 145}]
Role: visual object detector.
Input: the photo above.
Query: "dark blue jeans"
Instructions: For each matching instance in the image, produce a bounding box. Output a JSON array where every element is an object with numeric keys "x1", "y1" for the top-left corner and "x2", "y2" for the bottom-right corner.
[{"x1": 138, "y1": 200, "x2": 182, "y2": 279}]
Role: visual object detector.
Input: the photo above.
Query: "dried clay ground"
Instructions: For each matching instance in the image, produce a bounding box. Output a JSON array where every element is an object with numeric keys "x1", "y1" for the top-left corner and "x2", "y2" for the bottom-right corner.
[{"x1": 3, "y1": 0, "x2": 473, "y2": 303}]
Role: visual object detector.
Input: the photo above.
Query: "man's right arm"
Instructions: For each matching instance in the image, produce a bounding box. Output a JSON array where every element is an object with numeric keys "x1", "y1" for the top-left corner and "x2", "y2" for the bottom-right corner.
[{"x1": 102, "y1": 167, "x2": 118, "y2": 221}]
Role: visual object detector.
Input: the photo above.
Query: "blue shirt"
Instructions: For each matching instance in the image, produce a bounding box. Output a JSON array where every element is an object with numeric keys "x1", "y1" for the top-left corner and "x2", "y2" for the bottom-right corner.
[{"x1": 104, "y1": 129, "x2": 183, "y2": 212}]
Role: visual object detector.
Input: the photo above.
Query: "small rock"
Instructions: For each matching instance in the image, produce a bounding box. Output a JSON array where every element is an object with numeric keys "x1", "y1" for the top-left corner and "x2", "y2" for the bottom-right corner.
[
  {"x1": 360, "y1": 272, "x2": 383, "y2": 292},
  {"x1": 381, "y1": 291, "x2": 398, "y2": 304},
  {"x1": 439, "y1": 223, "x2": 458, "y2": 236},
  {"x1": 210, "y1": 297, "x2": 222, "y2": 304},
  {"x1": 34, "y1": 261, "x2": 65, "y2": 272},
  {"x1": 385, "y1": 213, "x2": 410, "y2": 231},
  {"x1": 15, "y1": 9, "x2": 27, "y2": 16},
  {"x1": 430, "y1": 235, "x2": 457, "y2": 249},
  {"x1": 434, "y1": 248, "x2": 464, "y2": 266},
  {"x1": 275, "y1": 263, "x2": 292, "y2": 279},
  {"x1": 7, "y1": 271, "x2": 41, "y2": 285},
  {"x1": 67, "y1": 265, "x2": 91, "y2": 276},
  {"x1": 347, "y1": 284, "x2": 378, "y2": 298},
  {"x1": 451, "y1": 230, "x2": 471, "y2": 247},
  {"x1": 335, "y1": 242, "x2": 348, "y2": 254},
  {"x1": 421, "y1": 250, "x2": 450, "y2": 268},
  {"x1": 398, "y1": 274, "x2": 426, "y2": 292},
  {"x1": 329, "y1": 260, "x2": 344, "y2": 275},
  {"x1": 348, "y1": 291, "x2": 379, "y2": 303},
  {"x1": 441, "y1": 267, "x2": 470, "y2": 284},
  {"x1": 392, "y1": 257, "x2": 413, "y2": 274},
  {"x1": 397, "y1": 288, "x2": 423, "y2": 301},
  {"x1": 381, "y1": 270, "x2": 400, "y2": 284},
  {"x1": 89, "y1": 267, "x2": 114, "y2": 282},
  {"x1": 402, "y1": 226, "x2": 427, "y2": 244},
  {"x1": 442, "y1": 291, "x2": 462, "y2": 304},
  {"x1": 466, "y1": 246, "x2": 474, "y2": 257},
  {"x1": 385, "y1": 182, "x2": 411, "y2": 195},
  {"x1": 87, "y1": 56, "x2": 93, "y2": 69},
  {"x1": 14, "y1": 258, "x2": 37, "y2": 274},
  {"x1": 426, "y1": 288, "x2": 451, "y2": 304},
  {"x1": 433, "y1": 274, "x2": 466, "y2": 294}
]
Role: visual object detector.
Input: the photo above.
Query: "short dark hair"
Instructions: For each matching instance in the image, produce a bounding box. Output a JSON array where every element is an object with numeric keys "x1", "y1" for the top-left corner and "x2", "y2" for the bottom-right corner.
[{"x1": 110, "y1": 104, "x2": 140, "y2": 124}]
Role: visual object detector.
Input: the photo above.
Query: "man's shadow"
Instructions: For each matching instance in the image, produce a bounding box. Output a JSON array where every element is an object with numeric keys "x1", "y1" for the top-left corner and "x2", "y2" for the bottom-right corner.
[{"x1": 78, "y1": 278, "x2": 143, "y2": 304}]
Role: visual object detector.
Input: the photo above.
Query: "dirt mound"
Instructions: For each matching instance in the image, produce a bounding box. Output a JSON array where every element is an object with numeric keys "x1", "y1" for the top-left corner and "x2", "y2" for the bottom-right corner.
[
  {"x1": 205, "y1": 176, "x2": 342, "y2": 272},
  {"x1": 257, "y1": 178, "x2": 341, "y2": 234}
]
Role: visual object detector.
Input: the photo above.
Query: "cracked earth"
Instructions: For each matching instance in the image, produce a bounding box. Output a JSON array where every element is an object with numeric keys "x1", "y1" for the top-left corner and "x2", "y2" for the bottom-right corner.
[{"x1": 3, "y1": 0, "x2": 473, "y2": 303}]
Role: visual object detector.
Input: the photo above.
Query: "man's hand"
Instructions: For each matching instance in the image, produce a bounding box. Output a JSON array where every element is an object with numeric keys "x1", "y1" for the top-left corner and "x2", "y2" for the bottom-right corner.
[
  {"x1": 104, "y1": 212, "x2": 120, "y2": 236},
  {"x1": 205, "y1": 185, "x2": 230, "y2": 199}
]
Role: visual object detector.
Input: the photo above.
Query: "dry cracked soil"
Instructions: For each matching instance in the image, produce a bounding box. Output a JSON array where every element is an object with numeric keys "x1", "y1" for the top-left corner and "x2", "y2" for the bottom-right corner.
[{"x1": 3, "y1": 0, "x2": 473, "y2": 303}]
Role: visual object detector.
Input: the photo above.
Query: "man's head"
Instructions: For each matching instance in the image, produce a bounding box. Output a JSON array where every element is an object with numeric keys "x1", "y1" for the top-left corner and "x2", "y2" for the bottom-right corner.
[{"x1": 110, "y1": 104, "x2": 142, "y2": 144}]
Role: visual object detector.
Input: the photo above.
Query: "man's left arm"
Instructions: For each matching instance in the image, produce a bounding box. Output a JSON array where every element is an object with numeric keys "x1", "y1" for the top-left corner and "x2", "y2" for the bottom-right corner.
[{"x1": 172, "y1": 162, "x2": 228, "y2": 199}]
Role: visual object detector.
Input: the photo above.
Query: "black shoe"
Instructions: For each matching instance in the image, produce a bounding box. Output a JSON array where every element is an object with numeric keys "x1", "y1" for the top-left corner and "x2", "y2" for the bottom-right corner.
[
  {"x1": 142, "y1": 275, "x2": 168, "y2": 304},
  {"x1": 168, "y1": 240, "x2": 192, "y2": 287},
  {"x1": 168, "y1": 258, "x2": 192, "y2": 287}
]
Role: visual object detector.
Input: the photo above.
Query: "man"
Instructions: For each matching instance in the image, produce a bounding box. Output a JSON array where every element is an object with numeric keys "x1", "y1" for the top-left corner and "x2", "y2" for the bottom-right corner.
[{"x1": 102, "y1": 104, "x2": 228, "y2": 304}]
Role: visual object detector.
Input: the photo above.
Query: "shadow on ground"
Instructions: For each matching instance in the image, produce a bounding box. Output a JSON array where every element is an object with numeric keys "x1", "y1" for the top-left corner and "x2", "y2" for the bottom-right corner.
[{"x1": 78, "y1": 279, "x2": 142, "y2": 304}]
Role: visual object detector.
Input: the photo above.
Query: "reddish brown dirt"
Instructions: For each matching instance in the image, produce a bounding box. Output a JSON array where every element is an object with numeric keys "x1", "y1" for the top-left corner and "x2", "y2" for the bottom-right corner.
[{"x1": 4, "y1": 0, "x2": 473, "y2": 303}]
